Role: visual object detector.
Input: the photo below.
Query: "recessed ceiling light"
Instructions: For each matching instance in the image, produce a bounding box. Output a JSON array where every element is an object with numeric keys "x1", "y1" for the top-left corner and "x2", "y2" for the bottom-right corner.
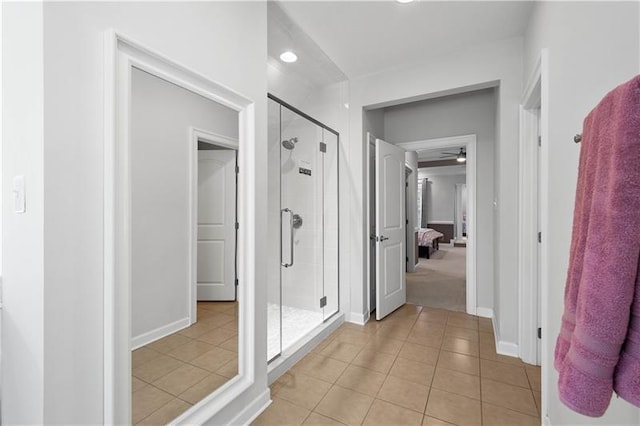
[
  {"x1": 280, "y1": 51, "x2": 298, "y2": 63},
  {"x1": 397, "y1": 0, "x2": 415, "y2": 3}
]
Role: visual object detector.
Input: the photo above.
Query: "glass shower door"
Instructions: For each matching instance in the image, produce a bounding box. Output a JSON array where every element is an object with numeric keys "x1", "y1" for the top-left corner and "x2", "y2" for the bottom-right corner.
[
  {"x1": 279, "y1": 106, "x2": 324, "y2": 353},
  {"x1": 322, "y1": 129, "x2": 339, "y2": 320},
  {"x1": 267, "y1": 98, "x2": 281, "y2": 361},
  {"x1": 267, "y1": 96, "x2": 341, "y2": 362}
]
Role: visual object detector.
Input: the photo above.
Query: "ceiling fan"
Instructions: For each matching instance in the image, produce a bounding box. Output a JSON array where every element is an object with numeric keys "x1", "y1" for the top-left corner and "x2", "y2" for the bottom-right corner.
[{"x1": 440, "y1": 147, "x2": 467, "y2": 162}]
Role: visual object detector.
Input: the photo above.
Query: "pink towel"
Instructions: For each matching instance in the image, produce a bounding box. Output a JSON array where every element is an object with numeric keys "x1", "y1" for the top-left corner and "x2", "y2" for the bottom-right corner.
[{"x1": 555, "y1": 74, "x2": 640, "y2": 417}]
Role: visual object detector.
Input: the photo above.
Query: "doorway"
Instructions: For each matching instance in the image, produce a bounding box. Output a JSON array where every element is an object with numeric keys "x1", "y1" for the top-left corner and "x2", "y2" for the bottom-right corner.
[
  {"x1": 367, "y1": 134, "x2": 477, "y2": 317},
  {"x1": 397, "y1": 135, "x2": 477, "y2": 315},
  {"x1": 410, "y1": 162, "x2": 468, "y2": 312}
]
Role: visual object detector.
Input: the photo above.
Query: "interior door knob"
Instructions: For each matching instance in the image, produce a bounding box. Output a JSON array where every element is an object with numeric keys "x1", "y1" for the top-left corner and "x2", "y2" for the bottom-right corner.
[{"x1": 380, "y1": 236, "x2": 389, "y2": 242}]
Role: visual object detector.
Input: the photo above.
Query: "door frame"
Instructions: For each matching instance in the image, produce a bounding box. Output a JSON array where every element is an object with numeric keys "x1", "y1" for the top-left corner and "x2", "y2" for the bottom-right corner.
[
  {"x1": 104, "y1": 30, "x2": 259, "y2": 424},
  {"x1": 367, "y1": 134, "x2": 377, "y2": 316},
  {"x1": 518, "y1": 49, "x2": 549, "y2": 367},
  {"x1": 395, "y1": 134, "x2": 478, "y2": 315},
  {"x1": 189, "y1": 127, "x2": 239, "y2": 324}
]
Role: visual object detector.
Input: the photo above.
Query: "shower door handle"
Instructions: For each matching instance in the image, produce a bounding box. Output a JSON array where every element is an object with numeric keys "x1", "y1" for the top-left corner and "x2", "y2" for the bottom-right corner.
[{"x1": 281, "y1": 208, "x2": 294, "y2": 267}]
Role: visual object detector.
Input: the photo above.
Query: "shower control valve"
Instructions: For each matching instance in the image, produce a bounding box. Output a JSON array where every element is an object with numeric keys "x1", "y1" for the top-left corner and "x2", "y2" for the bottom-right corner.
[{"x1": 292, "y1": 214, "x2": 303, "y2": 229}]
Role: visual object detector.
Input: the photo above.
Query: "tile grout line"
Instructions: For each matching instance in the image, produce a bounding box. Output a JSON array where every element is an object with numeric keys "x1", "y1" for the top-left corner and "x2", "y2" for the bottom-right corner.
[
  {"x1": 422, "y1": 310, "x2": 462, "y2": 425},
  {"x1": 132, "y1": 302, "x2": 238, "y2": 424},
  {"x1": 356, "y1": 310, "x2": 415, "y2": 424},
  {"x1": 260, "y1": 305, "x2": 542, "y2": 425}
]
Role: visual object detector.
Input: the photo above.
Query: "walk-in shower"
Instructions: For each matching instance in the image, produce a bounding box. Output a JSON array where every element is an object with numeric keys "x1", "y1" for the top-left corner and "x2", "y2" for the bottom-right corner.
[{"x1": 267, "y1": 94, "x2": 340, "y2": 362}]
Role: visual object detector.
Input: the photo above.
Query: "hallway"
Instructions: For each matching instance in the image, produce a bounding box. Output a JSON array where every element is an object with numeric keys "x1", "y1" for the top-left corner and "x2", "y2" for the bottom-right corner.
[
  {"x1": 254, "y1": 304, "x2": 540, "y2": 425},
  {"x1": 407, "y1": 246, "x2": 467, "y2": 312}
]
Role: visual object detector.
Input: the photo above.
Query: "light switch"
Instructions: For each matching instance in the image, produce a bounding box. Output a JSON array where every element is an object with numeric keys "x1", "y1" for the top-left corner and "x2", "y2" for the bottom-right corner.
[{"x1": 13, "y1": 175, "x2": 26, "y2": 214}]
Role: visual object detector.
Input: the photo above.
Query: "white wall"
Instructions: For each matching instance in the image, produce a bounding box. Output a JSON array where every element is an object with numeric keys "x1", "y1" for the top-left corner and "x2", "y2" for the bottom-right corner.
[
  {"x1": 3, "y1": 2, "x2": 268, "y2": 424},
  {"x1": 524, "y1": 2, "x2": 640, "y2": 424},
  {"x1": 364, "y1": 108, "x2": 385, "y2": 140},
  {"x1": 2, "y1": 3, "x2": 45, "y2": 424},
  {"x1": 130, "y1": 68, "x2": 238, "y2": 341},
  {"x1": 419, "y1": 170, "x2": 466, "y2": 224},
  {"x1": 349, "y1": 38, "x2": 521, "y2": 334}
]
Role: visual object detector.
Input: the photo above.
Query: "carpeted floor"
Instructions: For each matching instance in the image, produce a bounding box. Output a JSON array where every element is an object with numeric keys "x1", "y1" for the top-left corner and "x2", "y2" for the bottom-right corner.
[{"x1": 406, "y1": 245, "x2": 466, "y2": 312}]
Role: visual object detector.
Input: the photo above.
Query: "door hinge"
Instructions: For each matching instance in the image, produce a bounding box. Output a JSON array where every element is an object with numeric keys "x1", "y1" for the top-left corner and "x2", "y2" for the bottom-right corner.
[
  {"x1": 406, "y1": 219, "x2": 409, "y2": 225},
  {"x1": 235, "y1": 222, "x2": 239, "y2": 230},
  {"x1": 406, "y1": 256, "x2": 409, "y2": 262},
  {"x1": 235, "y1": 278, "x2": 239, "y2": 287},
  {"x1": 538, "y1": 231, "x2": 541, "y2": 243},
  {"x1": 319, "y1": 142, "x2": 327, "y2": 153},
  {"x1": 538, "y1": 136, "x2": 542, "y2": 147},
  {"x1": 537, "y1": 327, "x2": 542, "y2": 339},
  {"x1": 406, "y1": 182, "x2": 409, "y2": 188},
  {"x1": 320, "y1": 296, "x2": 327, "y2": 308},
  {"x1": 235, "y1": 165, "x2": 240, "y2": 174}
]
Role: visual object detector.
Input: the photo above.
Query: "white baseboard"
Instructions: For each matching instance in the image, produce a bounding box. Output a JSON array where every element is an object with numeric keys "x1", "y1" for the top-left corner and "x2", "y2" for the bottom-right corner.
[
  {"x1": 497, "y1": 340, "x2": 519, "y2": 357},
  {"x1": 490, "y1": 312, "x2": 520, "y2": 358},
  {"x1": 131, "y1": 317, "x2": 190, "y2": 350},
  {"x1": 348, "y1": 312, "x2": 367, "y2": 325},
  {"x1": 231, "y1": 388, "x2": 271, "y2": 426},
  {"x1": 476, "y1": 307, "x2": 493, "y2": 318}
]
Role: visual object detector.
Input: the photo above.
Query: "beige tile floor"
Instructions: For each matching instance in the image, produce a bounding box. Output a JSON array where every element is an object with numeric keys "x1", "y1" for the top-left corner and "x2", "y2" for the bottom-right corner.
[
  {"x1": 254, "y1": 304, "x2": 541, "y2": 426},
  {"x1": 132, "y1": 301, "x2": 238, "y2": 425}
]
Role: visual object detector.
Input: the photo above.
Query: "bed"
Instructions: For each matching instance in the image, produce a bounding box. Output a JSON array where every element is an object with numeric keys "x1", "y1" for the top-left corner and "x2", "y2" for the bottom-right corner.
[{"x1": 417, "y1": 228, "x2": 444, "y2": 259}]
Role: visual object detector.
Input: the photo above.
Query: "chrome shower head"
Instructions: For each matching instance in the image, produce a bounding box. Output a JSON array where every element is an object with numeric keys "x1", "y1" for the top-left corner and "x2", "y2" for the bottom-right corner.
[{"x1": 282, "y1": 137, "x2": 298, "y2": 150}]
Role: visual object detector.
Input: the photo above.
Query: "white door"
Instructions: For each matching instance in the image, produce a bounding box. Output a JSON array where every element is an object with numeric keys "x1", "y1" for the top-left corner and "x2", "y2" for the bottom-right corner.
[
  {"x1": 375, "y1": 138, "x2": 406, "y2": 320},
  {"x1": 197, "y1": 149, "x2": 237, "y2": 301}
]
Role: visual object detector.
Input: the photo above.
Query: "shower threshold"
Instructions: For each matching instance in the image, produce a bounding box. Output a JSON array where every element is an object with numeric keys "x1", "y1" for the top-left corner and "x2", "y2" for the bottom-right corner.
[{"x1": 267, "y1": 310, "x2": 344, "y2": 385}]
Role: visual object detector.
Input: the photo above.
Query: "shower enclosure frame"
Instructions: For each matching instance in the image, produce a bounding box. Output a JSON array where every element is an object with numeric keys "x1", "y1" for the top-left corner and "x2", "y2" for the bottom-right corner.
[{"x1": 267, "y1": 93, "x2": 341, "y2": 363}]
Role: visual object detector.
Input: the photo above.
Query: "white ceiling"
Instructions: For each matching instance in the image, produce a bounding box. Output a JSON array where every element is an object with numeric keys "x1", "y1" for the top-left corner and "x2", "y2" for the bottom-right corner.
[
  {"x1": 276, "y1": 1, "x2": 534, "y2": 78},
  {"x1": 268, "y1": 2, "x2": 347, "y2": 89}
]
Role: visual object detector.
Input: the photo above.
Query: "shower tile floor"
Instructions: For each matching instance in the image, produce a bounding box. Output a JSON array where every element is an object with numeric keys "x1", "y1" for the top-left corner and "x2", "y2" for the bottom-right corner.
[{"x1": 268, "y1": 303, "x2": 324, "y2": 359}]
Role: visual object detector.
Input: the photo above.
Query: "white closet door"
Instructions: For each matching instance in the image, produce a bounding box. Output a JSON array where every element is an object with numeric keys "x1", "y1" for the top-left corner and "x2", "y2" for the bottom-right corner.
[{"x1": 197, "y1": 150, "x2": 236, "y2": 301}]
